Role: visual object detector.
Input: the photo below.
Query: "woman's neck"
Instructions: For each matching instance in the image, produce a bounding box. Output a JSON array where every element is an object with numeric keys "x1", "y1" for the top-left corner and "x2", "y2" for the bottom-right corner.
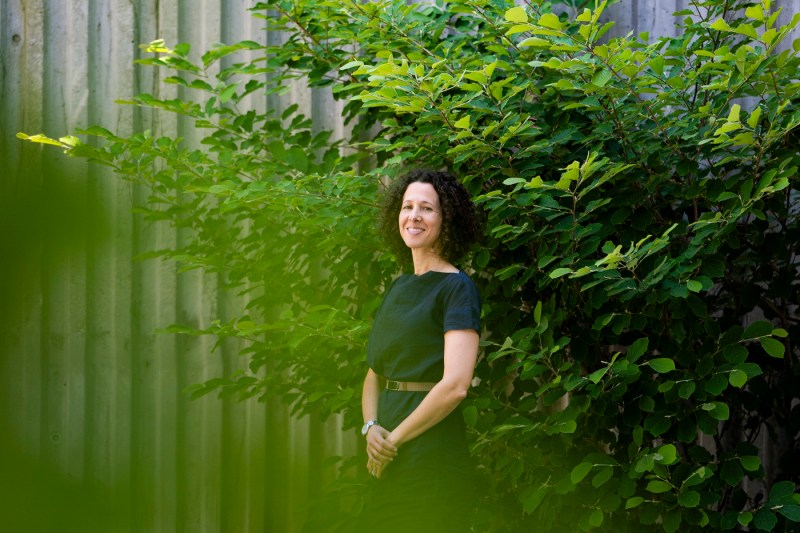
[{"x1": 410, "y1": 249, "x2": 457, "y2": 276}]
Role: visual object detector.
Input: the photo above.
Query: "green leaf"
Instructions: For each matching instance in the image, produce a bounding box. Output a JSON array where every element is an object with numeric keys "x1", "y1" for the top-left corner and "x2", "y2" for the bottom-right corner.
[
  {"x1": 627, "y1": 337, "x2": 649, "y2": 362},
  {"x1": 588, "y1": 510, "x2": 604, "y2": 527},
  {"x1": 463, "y1": 405, "x2": 478, "y2": 428},
  {"x1": 705, "y1": 373, "x2": 729, "y2": 395},
  {"x1": 743, "y1": 320, "x2": 773, "y2": 339},
  {"x1": 646, "y1": 480, "x2": 672, "y2": 493},
  {"x1": 505, "y1": 6, "x2": 528, "y2": 23},
  {"x1": 655, "y1": 444, "x2": 678, "y2": 465},
  {"x1": 591, "y1": 467, "x2": 614, "y2": 488},
  {"x1": 729, "y1": 369, "x2": 748, "y2": 388},
  {"x1": 663, "y1": 509, "x2": 682, "y2": 533},
  {"x1": 546, "y1": 420, "x2": 577, "y2": 434},
  {"x1": 647, "y1": 358, "x2": 676, "y2": 373},
  {"x1": 678, "y1": 381, "x2": 696, "y2": 399},
  {"x1": 686, "y1": 280, "x2": 703, "y2": 292},
  {"x1": 340, "y1": 60, "x2": 364, "y2": 70},
  {"x1": 522, "y1": 484, "x2": 549, "y2": 514},
  {"x1": 739, "y1": 456, "x2": 761, "y2": 472},
  {"x1": 770, "y1": 480, "x2": 797, "y2": 500},
  {"x1": 571, "y1": 462, "x2": 593, "y2": 484},
  {"x1": 219, "y1": 83, "x2": 238, "y2": 103},
  {"x1": 754, "y1": 509, "x2": 777, "y2": 531},
  {"x1": 587, "y1": 366, "x2": 609, "y2": 384},
  {"x1": 625, "y1": 497, "x2": 644, "y2": 509},
  {"x1": 760, "y1": 337, "x2": 785, "y2": 358},
  {"x1": 678, "y1": 490, "x2": 701, "y2": 508},
  {"x1": 549, "y1": 268, "x2": 573, "y2": 279},
  {"x1": 591, "y1": 68, "x2": 612, "y2": 87},
  {"x1": 286, "y1": 146, "x2": 308, "y2": 172},
  {"x1": 777, "y1": 505, "x2": 800, "y2": 521},
  {"x1": 716, "y1": 191, "x2": 738, "y2": 202},
  {"x1": 702, "y1": 401, "x2": 730, "y2": 420},
  {"x1": 721, "y1": 461, "x2": 744, "y2": 486}
]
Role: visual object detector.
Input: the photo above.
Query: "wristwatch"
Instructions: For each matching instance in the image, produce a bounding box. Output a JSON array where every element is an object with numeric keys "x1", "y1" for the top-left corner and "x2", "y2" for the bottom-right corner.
[{"x1": 361, "y1": 419, "x2": 378, "y2": 437}]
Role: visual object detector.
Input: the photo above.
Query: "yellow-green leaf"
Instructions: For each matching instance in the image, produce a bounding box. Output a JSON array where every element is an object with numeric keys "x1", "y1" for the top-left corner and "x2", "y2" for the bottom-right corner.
[
  {"x1": 727, "y1": 104, "x2": 741, "y2": 123},
  {"x1": 745, "y1": 5, "x2": 765, "y2": 21},
  {"x1": 538, "y1": 13, "x2": 562, "y2": 31},
  {"x1": 526, "y1": 177, "x2": 544, "y2": 189},
  {"x1": 16, "y1": 132, "x2": 65, "y2": 147},
  {"x1": 507, "y1": 24, "x2": 535, "y2": 36},
  {"x1": 735, "y1": 23, "x2": 758, "y2": 40},
  {"x1": 747, "y1": 107, "x2": 762, "y2": 129},
  {"x1": 454, "y1": 115, "x2": 471, "y2": 129},
  {"x1": 519, "y1": 37, "x2": 551, "y2": 48},
  {"x1": 710, "y1": 18, "x2": 733, "y2": 32},
  {"x1": 505, "y1": 6, "x2": 528, "y2": 23}
]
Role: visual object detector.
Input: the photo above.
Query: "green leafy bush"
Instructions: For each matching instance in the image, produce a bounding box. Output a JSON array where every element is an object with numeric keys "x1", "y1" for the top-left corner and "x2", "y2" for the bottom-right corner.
[{"x1": 20, "y1": 0, "x2": 800, "y2": 531}]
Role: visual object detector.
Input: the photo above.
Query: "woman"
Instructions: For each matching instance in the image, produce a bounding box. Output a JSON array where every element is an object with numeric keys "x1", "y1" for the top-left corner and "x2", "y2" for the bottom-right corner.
[{"x1": 360, "y1": 169, "x2": 482, "y2": 532}]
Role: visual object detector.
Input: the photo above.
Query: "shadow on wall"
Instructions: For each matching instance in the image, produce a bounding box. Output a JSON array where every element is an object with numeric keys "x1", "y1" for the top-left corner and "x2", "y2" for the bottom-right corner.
[
  {"x1": 0, "y1": 141, "x2": 121, "y2": 532},
  {"x1": 0, "y1": 442, "x2": 122, "y2": 532}
]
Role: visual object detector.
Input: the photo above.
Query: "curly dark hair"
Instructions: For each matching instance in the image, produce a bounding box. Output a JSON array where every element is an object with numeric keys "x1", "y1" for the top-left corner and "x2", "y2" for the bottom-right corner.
[{"x1": 379, "y1": 169, "x2": 481, "y2": 265}]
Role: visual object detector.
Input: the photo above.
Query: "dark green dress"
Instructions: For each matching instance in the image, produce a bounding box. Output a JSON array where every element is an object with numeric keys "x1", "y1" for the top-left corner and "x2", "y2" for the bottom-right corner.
[{"x1": 363, "y1": 270, "x2": 481, "y2": 532}]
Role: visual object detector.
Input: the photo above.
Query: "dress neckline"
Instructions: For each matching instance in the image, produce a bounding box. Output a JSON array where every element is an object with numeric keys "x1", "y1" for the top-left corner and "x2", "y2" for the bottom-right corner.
[{"x1": 411, "y1": 269, "x2": 460, "y2": 278}]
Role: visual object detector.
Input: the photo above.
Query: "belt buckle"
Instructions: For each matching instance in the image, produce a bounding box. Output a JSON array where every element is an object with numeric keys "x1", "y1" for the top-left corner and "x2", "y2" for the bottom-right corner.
[{"x1": 386, "y1": 380, "x2": 400, "y2": 391}]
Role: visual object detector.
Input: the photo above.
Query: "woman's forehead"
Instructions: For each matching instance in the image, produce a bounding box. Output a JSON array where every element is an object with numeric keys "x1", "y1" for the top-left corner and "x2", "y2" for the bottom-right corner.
[{"x1": 402, "y1": 181, "x2": 439, "y2": 203}]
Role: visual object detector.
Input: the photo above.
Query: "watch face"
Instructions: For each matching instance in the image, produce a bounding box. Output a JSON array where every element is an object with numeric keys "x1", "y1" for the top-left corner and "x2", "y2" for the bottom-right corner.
[{"x1": 361, "y1": 421, "x2": 376, "y2": 436}]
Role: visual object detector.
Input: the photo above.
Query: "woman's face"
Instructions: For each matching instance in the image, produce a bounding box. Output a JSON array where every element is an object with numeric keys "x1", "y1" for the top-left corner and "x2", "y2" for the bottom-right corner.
[{"x1": 398, "y1": 181, "x2": 443, "y2": 252}]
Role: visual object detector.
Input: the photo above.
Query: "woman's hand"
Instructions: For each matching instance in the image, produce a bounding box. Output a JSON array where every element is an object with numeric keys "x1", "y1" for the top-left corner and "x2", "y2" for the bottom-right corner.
[{"x1": 365, "y1": 425, "x2": 397, "y2": 478}]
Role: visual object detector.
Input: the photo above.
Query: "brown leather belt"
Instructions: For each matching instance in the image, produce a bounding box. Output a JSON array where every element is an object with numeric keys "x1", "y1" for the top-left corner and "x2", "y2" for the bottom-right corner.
[{"x1": 385, "y1": 380, "x2": 437, "y2": 392}]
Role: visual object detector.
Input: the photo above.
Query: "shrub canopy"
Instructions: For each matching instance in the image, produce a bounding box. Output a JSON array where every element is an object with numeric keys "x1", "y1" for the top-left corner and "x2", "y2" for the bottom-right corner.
[{"x1": 21, "y1": 0, "x2": 800, "y2": 531}]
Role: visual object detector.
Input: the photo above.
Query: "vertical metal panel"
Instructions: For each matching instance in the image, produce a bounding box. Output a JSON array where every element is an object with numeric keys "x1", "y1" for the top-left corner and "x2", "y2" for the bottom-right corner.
[{"x1": 2, "y1": 1, "x2": 799, "y2": 532}]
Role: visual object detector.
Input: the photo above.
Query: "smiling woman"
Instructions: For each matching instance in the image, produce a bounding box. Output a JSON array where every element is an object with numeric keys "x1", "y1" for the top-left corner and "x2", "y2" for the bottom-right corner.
[
  {"x1": 358, "y1": 169, "x2": 482, "y2": 532},
  {"x1": 398, "y1": 182, "x2": 445, "y2": 262}
]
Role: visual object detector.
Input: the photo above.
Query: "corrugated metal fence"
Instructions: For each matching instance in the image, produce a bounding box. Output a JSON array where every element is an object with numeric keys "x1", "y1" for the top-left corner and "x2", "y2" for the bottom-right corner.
[
  {"x1": 1, "y1": 1, "x2": 353, "y2": 531},
  {"x1": 1, "y1": 1, "x2": 798, "y2": 532}
]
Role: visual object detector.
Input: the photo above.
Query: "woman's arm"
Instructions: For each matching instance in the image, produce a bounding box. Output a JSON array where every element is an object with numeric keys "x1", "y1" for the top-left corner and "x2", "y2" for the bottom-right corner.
[
  {"x1": 387, "y1": 329, "x2": 479, "y2": 448},
  {"x1": 362, "y1": 368, "x2": 397, "y2": 477}
]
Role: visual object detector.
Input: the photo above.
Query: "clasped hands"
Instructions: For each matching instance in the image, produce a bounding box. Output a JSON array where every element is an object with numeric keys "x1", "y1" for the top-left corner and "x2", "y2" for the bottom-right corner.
[{"x1": 365, "y1": 425, "x2": 398, "y2": 479}]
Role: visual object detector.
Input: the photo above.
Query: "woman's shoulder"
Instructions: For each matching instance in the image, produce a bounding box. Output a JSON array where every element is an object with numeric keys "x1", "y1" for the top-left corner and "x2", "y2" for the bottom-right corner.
[{"x1": 439, "y1": 270, "x2": 480, "y2": 300}]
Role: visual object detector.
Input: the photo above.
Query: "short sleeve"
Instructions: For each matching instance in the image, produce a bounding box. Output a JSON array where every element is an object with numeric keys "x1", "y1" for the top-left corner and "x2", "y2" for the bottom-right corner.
[{"x1": 442, "y1": 273, "x2": 481, "y2": 333}]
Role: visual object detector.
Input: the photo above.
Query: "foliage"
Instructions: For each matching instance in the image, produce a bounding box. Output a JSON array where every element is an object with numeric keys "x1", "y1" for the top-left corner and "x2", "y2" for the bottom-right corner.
[{"x1": 19, "y1": 0, "x2": 800, "y2": 531}]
